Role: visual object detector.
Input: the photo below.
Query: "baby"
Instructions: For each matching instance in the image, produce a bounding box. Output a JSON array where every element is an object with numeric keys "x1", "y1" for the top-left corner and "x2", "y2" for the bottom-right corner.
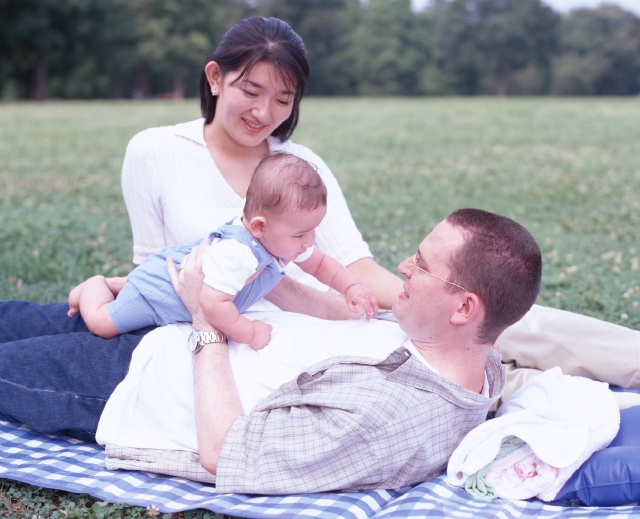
[{"x1": 68, "y1": 152, "x2": 378, "y2": 349}]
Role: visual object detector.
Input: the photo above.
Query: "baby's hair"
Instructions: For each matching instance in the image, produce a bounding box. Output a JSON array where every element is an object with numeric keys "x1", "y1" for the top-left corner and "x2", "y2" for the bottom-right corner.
[{"x1": 244, "y1": 152, "x2": 327, "y2": 219}]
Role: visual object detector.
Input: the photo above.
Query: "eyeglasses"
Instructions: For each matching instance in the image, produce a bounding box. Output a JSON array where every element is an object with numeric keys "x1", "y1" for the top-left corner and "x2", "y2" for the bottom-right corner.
[{"x1": 410, "y1": 251, "x2": 468, "y2": 292}]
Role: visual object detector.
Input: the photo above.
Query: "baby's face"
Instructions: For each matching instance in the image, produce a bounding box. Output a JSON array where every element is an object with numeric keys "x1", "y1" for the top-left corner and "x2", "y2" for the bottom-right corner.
[{"x1": 260, "y1": 205, "x2": 326, "y2": 261}]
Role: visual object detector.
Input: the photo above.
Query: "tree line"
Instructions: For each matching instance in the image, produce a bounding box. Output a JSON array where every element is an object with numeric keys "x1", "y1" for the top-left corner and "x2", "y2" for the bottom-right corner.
[{"x1": 1, "y1": 0, "x2": 639, "y2": 100}]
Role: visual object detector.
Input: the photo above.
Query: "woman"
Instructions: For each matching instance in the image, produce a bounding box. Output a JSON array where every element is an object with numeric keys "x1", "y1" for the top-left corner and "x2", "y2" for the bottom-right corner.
[
  {"x1": 0, "y1": 16, "x2": 400, "y2": 442},
  {"x1": 121, "y1": 16, "x2": 402, "y2": 311}
]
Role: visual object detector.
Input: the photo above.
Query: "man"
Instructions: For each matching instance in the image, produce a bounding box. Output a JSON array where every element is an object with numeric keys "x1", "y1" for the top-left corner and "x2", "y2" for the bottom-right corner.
[{"x1": 99, "y1": 208, "x2": 541, "y2": 494}]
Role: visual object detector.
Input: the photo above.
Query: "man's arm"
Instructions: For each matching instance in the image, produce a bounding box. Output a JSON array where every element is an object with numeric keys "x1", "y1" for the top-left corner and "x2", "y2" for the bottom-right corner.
[
  {"x1": 167, "y1": 241, "x2": 243, "y2": 475},
  {"x1": 191, "y1": 309, "x2": 244, "y2": 475},
  {"x1": 214, "y1": 355, "x2": 438, "y2": 494}
]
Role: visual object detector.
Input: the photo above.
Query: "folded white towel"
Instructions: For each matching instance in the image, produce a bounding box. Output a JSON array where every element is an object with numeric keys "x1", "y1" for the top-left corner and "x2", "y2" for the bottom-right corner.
[{"x1": 447, "y1": 367, "x2": 620, "y2": 501}]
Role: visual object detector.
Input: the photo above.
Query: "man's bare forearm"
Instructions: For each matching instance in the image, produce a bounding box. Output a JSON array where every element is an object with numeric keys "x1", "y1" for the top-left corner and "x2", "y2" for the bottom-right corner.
[
  {"x1": 165, "y1": 244, "x2": 244, "y2": 475},
  {"x1": 193, "y1": 341, "x2": 244, "y2": 475}
]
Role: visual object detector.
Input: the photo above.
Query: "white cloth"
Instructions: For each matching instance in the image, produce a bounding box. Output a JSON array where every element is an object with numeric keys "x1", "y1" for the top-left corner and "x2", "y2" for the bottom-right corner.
[
  {"x1": 96, "y1": 312, "x2": 413, "y2": 452},
  {"x1": 121, "y1": 119, "x2": 372, "y2": 300},
  {"x1": 202, "y1": 217, "x2": 314, "y2": 295},
  {"x1": 446, "y1": 367, "x2": 620, "y2": 501}
]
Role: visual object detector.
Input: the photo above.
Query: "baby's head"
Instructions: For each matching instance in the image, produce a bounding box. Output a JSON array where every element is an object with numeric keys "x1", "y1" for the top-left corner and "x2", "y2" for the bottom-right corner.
[{"x1": 244, "y1": 152, "x2": 327, "y2": 260}]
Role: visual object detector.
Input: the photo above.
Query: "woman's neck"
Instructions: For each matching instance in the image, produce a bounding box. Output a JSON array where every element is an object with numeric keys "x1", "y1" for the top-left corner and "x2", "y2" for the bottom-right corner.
[{"x1": 203, "y1": 122, "x2": 270, "y2": 199}]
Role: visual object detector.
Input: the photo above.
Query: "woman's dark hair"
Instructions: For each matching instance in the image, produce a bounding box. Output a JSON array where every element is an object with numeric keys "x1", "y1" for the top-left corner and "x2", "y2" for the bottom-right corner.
[{"x1": 199, "y1": 17, "x2": 309, "y2": 142}]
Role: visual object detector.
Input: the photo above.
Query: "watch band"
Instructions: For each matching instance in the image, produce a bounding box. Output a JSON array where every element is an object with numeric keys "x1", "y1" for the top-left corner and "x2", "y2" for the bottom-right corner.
[{"x1": 190, "y1": 330, "x2": 227, "y2": 354}]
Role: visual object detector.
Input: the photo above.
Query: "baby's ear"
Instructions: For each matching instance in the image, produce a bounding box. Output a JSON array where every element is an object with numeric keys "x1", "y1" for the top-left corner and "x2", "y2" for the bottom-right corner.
[{"x1": 248, "y1": 216, "x2": 267, "y2": 238}]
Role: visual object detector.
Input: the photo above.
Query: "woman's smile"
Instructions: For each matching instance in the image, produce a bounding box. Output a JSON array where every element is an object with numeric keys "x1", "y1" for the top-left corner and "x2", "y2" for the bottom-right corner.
[{"x1": 242, "y1": 117, "x2": 268, "y2": 134}]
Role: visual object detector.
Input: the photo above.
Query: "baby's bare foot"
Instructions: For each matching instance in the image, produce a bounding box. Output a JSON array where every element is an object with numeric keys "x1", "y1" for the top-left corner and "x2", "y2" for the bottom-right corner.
[
  {"x1": 105, "y1": 276, "x2": 127, "y2": 296},
  {"x1": 67, "y1": 281, "x2": 87, "y2": 317}
]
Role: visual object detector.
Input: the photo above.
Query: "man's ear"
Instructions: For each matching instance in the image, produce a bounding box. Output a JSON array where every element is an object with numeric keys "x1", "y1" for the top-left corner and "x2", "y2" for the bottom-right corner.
[
  {"x1": 248, "y1": 216, "x2": 267, "y2": 238},
  {"x1": 450, "y1": 292, "x2": 483, "y2": 326}
]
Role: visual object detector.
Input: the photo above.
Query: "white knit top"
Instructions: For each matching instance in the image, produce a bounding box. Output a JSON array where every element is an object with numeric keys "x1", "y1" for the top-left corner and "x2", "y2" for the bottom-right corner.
[{"x1": 121, "y1": 118, "x2": 372, "y2": 293}]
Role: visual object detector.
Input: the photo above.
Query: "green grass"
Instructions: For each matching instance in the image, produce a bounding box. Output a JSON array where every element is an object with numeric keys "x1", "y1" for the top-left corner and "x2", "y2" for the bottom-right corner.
[{"x1": 1, "y1": 96, "x2": 640, "y2": 516}]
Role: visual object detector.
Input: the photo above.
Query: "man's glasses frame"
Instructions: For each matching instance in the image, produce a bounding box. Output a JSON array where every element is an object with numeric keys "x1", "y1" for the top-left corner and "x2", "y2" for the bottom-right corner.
[{"x1": 410, "y1": 251, "x2": 468, "y2": 292}]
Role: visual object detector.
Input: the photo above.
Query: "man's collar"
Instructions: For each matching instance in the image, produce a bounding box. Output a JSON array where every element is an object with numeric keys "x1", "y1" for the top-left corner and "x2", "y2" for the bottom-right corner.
[{"x1": 173, "y1": 118, "x2": 207, "y2": 146}]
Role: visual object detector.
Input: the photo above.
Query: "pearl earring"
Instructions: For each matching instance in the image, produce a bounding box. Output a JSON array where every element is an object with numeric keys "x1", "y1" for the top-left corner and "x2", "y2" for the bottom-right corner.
[{"x1": 211, "y1": 88, "x2": 217, "y2": 96}]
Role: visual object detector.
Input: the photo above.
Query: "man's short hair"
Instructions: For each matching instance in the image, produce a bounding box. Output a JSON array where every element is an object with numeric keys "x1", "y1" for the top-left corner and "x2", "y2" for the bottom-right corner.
[
  {"x1": 445, "y1": 209, "x2": 542, "y2": 344},
  {"x1": 244, "y1": 152, "x2": 327, "y2": 219}
]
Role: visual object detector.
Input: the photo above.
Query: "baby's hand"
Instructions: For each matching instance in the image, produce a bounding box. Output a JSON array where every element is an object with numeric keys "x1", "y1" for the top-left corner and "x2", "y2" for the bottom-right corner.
[
  {"x1": 248, "y1": 320, "x2": 272, "y2": 350},
  {"x1": 345, "y1": 284, "x2": 379, "y2": 321}
]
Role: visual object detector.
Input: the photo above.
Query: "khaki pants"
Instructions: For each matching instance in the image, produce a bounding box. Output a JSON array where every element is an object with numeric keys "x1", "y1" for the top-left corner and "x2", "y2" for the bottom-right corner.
[{"x1": 494, "y1": 304, "x2": 640, "y2": 409}]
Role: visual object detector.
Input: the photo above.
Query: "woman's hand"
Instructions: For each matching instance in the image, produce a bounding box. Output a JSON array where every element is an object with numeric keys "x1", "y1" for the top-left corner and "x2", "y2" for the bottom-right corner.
[{"x1": 167, "y1": 239, "x2": 211, "y2": 329}]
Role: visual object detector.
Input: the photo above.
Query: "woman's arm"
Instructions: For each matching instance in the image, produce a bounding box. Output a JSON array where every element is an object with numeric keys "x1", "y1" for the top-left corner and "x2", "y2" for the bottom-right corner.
[
  {"x1": 121, "y1": 129, "x2": 167, "y2": 264},
  {"x1": 297, "y1": 249, "x2": 378, "y2": 318},
  {"x1": 286, "y1": 145, "x2": 402, "y2": 308},
  {"x1": 167, "y1": 241, "x2": 243, "y2": 475},
  {"x1": 265, "y1": 276, "x2": 363, "y2": 320},
  {"x1": 347, "y1": 258, "x2": 403, "y2": 309}
]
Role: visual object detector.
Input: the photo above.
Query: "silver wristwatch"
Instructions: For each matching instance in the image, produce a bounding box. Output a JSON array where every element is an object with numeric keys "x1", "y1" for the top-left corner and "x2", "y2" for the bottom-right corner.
[{"x1": 187, "y1": 330, "x2": 227, "y2": 354}]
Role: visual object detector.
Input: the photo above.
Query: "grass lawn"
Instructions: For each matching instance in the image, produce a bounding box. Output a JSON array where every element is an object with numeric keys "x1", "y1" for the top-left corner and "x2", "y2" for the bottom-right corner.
[{"x1": 1, "y1": 96, "x2": 639, "y2": 517}]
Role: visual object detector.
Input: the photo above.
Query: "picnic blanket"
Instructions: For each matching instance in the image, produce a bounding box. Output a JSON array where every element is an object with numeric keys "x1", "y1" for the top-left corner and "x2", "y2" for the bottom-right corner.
[{"x1": 1, "y1": 419, "x2": 639, "y2": 518}]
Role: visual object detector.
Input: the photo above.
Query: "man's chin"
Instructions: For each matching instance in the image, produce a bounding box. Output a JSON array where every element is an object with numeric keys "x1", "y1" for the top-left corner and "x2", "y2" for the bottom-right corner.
[{"x1": 391, "y1": 300, "x2": 401, "y2": 320}]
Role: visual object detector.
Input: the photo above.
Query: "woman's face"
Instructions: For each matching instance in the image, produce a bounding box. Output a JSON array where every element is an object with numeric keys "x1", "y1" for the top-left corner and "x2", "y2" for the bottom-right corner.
[{"x1": 209, "y1": 61, "x2": 296, "y2": 148}]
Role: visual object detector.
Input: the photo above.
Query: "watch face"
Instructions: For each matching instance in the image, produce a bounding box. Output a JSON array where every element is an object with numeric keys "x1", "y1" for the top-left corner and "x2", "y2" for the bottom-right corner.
[{"x1": 187, "y1": 331, "x2": 198, "y2": 353}]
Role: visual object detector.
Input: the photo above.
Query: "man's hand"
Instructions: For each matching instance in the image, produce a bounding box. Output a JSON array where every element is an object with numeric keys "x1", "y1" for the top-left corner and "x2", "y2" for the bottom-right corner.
[
  {"x1": 167, "y1": 240, "x2": 210, "y2": 329},
  {"x1": 248, "y1": 320, "x2": 272, "y2": 350},
  {"x1": 345, "y1": 283, "x2": 379, "y2": 321}
]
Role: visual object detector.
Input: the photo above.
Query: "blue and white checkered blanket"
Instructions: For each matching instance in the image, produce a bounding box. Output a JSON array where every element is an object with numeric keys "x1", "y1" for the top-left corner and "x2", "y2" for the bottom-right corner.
[{"x1": 1, "y1": 419, "x2": 638, "y2": 518}]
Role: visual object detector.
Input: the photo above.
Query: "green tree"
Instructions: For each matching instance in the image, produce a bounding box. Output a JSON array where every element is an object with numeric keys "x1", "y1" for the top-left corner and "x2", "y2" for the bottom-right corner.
[
  {"x1": 0, "y1": 0, "x2": 248, "y2": 99},
  {"x1": 427, "y1": 0, "x2": 482, "y2": 94},
  {"x1": 428, "y1": 0, "x2": 560, "y2": 96},
  {"x1": 0, "y1": 0, "x2": 98, "y2": 99},
  {"x1": 346, "y1": 0, "x2": 430, "y2": 96},
  {"x1": 551, "y1": 6, "x2": 640, "y2": 95},
  {"x1": 129, "y1": 0, "x2": 227, "y2": 98}
]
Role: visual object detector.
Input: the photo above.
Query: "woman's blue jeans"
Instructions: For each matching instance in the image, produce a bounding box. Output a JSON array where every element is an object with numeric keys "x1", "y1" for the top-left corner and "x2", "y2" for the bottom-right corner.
[{"x1": 0, "y1": 301, "x2": 154, "y2": 442}]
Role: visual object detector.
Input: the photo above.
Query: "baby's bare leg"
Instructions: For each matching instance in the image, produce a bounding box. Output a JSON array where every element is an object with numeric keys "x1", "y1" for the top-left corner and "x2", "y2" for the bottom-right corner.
[
  {"x1": 69, "y1": 275, "x2": 120, "y2": 338},
  {"x1": 105, "y1": 276, "x2": 127, "y2": 296},
  {"x1": 68, "y1": 276, "x2": 126, "y2": 317}
]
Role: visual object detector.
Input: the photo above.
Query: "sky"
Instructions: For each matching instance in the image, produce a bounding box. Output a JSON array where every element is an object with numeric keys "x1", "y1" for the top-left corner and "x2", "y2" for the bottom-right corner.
[{"x1": 410, "y1": 0, "x2": 640, "y2": 16}]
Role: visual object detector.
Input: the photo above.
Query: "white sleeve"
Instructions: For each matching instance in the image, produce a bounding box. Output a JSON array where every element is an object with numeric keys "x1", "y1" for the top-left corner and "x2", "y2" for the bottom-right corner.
[
  {"x1": 121, "y1": 128, "x2": 167, "y2": 265},
  {"x1": 202, "y1": 240, "x2": 259, "y2": 295},
  {"x1": 280, "y1": 142, "x2": 373, "y2": 266}
]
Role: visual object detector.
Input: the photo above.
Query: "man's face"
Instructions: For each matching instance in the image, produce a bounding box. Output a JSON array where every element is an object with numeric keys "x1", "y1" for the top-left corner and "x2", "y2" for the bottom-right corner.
[{"x1": 392, "y1": 220, "x2": 467, "y2": 342}]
